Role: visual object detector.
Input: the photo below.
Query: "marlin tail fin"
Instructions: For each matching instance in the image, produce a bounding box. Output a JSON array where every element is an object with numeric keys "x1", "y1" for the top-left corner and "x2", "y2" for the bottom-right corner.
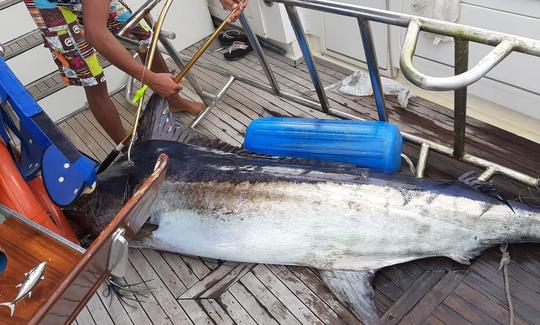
[{"x1": 320, "y1": 270, "x2": 380, "y2": 325}]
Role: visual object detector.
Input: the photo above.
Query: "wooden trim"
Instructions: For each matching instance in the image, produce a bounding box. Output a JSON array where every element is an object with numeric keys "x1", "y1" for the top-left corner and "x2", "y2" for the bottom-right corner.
[{"x1": 30, "y1": 154, "x2": 168, "y2": 323}]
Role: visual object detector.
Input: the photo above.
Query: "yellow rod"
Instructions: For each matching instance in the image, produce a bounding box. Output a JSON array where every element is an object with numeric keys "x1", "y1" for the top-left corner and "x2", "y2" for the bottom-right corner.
[
  {"x1": 128, "y1": 0, "x2": 174, "y2": 160},
  {"x1": 173, "y1": 0, "x2": 245, "y2": 84}
]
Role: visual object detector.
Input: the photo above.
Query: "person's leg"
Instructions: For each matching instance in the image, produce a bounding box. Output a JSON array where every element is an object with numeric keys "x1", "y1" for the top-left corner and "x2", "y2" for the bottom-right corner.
[
  {"x1": 84, "y1": 82, "x2": 126, "y2": 144},
  {"x1": 104, "y1": 0, "x2": 204, "y2": 115},
  {"x1": 21, "y1": 2, "x2": 126, "y2": 144},
  {"x1": 139, "y1": 51, "x2": 205, "y2": 114}
]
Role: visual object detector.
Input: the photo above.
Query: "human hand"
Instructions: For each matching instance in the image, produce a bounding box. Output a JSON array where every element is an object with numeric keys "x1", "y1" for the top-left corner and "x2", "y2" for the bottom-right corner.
[
  {"x1": 146, "y1": 72, "x2": 182, "y2": 98},
  {"x1": 219, "y1": 0, "x2": 249, "y2": 22}
]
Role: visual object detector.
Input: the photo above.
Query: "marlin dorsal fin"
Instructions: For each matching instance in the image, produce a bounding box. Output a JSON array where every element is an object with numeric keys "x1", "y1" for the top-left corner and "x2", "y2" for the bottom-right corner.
[{"x1": 136, "y1": 94, "x2": 207, "y2": 144}]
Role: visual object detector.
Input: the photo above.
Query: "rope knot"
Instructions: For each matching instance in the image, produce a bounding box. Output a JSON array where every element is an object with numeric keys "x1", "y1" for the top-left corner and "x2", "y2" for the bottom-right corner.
[{"x1": 499, "y1": 243, "x2": 511, "y2": 271}]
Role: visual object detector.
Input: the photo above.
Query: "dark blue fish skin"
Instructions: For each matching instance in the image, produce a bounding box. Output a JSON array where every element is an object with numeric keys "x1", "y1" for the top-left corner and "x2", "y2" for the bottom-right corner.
[
  {"x1": 65, "y1": 137, "x2": 538, "y2": 239},
  {"x1": 65, "y1": 93, "x2": 539, "y2": 239}
]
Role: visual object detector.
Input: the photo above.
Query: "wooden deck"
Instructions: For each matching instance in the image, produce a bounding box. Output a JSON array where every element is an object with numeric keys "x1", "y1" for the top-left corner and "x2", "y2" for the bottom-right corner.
[{"x1": 61, "y1": 40, "x2": 540, "y2": 325}]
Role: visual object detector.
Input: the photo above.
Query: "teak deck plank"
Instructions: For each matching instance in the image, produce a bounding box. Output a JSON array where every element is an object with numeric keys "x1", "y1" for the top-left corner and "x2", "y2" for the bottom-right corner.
[{"x1": 61, "y1": 41, "x2": 540, "y2": 324}]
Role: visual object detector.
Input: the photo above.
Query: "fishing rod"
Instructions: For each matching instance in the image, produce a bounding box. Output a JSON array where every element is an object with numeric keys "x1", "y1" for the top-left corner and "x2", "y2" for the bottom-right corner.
[{"x1": 98, "y1": 0, "x2": 245, "y2": 173}]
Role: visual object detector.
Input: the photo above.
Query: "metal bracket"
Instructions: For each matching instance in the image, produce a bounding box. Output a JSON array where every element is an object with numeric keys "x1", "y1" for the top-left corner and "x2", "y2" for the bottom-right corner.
[{"x1": 107, "y1": 228, "x2": 129, "y2": 278}]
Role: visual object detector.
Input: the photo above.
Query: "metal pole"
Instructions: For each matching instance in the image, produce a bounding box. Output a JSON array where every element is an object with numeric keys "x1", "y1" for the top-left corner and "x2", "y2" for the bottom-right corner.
[
  {"x1": 118, "y1": 0, "x2": 160, "y2": 37},
  {"x1": 285, "y1": 5, "x2": 331, "y2": 113},
  {"x1": 453, "y1": 38, "x2": 469, "y2": 158},
  {"x1": 358, "y1": 19, "x2": 387, "y2": 121},
  {"x1": 416, "y1": 143, "x2": 430, "y2": 178},
  {"x1": 239, "y1": 14, "x2": 281, "y2": 95},
  {"x1": 191, "y1": 76, "x2": 236, "y2": 128}
]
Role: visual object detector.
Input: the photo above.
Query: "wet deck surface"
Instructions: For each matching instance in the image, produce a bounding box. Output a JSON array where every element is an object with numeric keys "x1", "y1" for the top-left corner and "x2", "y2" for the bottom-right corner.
[{"x1": 63, "y1": 40, "x2": 540, "y2": 325}]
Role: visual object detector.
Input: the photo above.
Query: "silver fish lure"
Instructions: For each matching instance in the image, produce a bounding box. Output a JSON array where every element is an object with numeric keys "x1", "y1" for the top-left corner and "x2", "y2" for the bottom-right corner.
[{"x1": 0, "y1": 262, "x2": 47, "y2": 317}]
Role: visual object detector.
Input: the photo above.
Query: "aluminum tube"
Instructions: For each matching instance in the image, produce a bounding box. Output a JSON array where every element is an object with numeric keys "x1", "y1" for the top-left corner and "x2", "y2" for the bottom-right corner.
[
  {"x1": 400, "y1": 21, "x2": 515, "y2": 91},
  {"x1": 177, "y1": 50, "x2": 323, "y2": 110},
  {"x1": 270, "y1": 0, "x2": 540, "y2": 56},
  {"x1": 159, "y1": 30, "x2": 176, "y2": 40},
  {"x1": 453, "y1": 39, "x2": 469, "y2": 158},
  {"x1": 191, "y1": 76, "x2": 236, "y2": 128},
  {"x1": 273, "y1": 0, "x2": 409, "y2": 27},
  {"x1": 240, "y1": 14, "x2": 281, "y2": 95},
  {"x1": 358, "y1": 19, "x2": 387, "y2": 121},
  {"x1": 478, "y1": 167, "x2": 497, "y2": 182},
  {"x1": 118, "y1": 0, "x2": 160, "y2": 37},
  {"x1": 416, "y1": 143, "x2": 430, "y2": 178},
  {"x1": 278, "y1": 91, "x2": 323, "y2": 110},
  {"x1": 285, "y1": 5, "x2": 330, "y2": 113}
]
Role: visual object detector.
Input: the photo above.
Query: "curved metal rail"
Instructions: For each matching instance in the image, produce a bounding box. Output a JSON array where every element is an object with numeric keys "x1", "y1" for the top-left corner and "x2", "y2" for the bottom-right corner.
[{"x1": 272, "y1": 0, "x2": 540, "y2": 90}]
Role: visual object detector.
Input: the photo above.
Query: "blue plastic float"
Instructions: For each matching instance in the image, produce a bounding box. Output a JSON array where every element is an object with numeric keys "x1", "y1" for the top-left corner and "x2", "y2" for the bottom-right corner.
[{"x1": 244, "y1": 117, "x2": 403, "y2": 173}]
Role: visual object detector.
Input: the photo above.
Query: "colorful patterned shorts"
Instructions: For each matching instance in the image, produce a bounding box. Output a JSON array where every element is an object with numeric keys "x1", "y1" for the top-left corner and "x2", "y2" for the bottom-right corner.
[{"x1": 23, "y1": 0, "x2": 151, "y2": 87}]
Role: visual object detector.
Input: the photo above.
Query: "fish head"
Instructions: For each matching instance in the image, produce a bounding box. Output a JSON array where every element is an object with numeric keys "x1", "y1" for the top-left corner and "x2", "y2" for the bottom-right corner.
[
  {"x1": 64, "y1": 93, "x2": 210, "y2": 238},
  {"x1": 64, "y1": 172, "x2": 133, "y2": 239}
]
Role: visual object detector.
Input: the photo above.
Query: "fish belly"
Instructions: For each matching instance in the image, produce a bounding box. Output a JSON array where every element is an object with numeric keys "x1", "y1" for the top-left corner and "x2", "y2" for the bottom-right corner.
[{"x1": 134, "y1": 180, "x2": 509, "y2": 271}]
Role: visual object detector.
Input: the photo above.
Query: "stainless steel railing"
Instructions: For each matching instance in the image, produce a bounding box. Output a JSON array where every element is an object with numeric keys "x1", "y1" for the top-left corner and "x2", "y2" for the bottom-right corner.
[{"x1": 118, "y1": 0, "x2": 540, "y2": 188}]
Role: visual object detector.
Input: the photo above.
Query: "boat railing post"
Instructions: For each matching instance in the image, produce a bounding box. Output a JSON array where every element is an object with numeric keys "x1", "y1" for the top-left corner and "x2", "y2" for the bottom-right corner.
[
  {"x1": 239, "y1": 13, "x2": 281, "y2": 95},
  {"x1": 358, "y1": 19, "x2": 387, "y2": 122},
  {"x1": 284, "y1": 5, "x2": 331, "y2": 113},
  {"x1": 453, "y1": 38, "x2": 469, "y2": 159}
]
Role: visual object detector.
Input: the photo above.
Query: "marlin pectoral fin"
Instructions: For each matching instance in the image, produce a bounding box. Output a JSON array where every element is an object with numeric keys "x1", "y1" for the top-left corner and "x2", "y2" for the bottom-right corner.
[
  {"x1": 458, "y1": 171, "x2": 515, "y2": 213},
  {"x1": 320, "y1": 270, "x2": 380, "y2": 325},
  {"x1": 0, "y1": 302, "x2": 15, "y2": 317},
  {"x1": 16, "y1": 283, "x2": 21, "y2": 289}
]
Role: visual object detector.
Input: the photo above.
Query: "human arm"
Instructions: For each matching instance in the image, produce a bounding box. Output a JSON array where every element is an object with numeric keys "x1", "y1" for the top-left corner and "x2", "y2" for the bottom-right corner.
[
  {"x1": 220, "y1": 0, "x2": 249, "y2": 21},
  {"x1": 83, "y1": 0, "x2": 180, "y2": 97}
]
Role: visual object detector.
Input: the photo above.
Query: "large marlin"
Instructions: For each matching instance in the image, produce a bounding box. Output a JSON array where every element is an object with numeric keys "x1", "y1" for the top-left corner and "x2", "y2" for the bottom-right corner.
[{"x1": 66, "y1": 95, "x2": 540, "y2": 323}]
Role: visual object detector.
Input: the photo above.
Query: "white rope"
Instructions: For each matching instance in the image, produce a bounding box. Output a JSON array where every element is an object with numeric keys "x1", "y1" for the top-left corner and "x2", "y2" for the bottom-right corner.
[
  {"x1": 499, "y1": 243, "x2": 514, "y2": 325},
  {"x1": 401, "y1": 153, "x2": 416, "y2": 175}
]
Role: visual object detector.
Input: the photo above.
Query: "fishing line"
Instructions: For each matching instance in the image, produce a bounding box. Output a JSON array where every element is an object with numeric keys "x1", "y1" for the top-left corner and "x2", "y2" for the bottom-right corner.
[
  {"x1": 127, "y1": 0, "x2": 175, "y2": 163},
  {"x1": 516, "y1": 186, "x2": 540, "y2": 208}
]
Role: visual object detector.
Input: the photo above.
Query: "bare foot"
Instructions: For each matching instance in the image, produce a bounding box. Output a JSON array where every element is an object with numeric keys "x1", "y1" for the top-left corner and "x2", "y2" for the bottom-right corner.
[{"x1": 167, "y1": 96, "x2": 205, "y2": 115}]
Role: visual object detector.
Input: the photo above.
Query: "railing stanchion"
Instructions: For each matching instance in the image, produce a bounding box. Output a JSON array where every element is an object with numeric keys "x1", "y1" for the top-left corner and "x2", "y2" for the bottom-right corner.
[
  {"x1": 285, "y1": 5, "x2": 331, "y2": 113},
  {"x1": 239, "y1": 14, "x2": 281, "y2": 95},
  {"x1": 358, "y1": 19, "x2": 387, "y2": 121},
  {"x1": 453, "y1": 38, "x2": 469, "y2": 159}
]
